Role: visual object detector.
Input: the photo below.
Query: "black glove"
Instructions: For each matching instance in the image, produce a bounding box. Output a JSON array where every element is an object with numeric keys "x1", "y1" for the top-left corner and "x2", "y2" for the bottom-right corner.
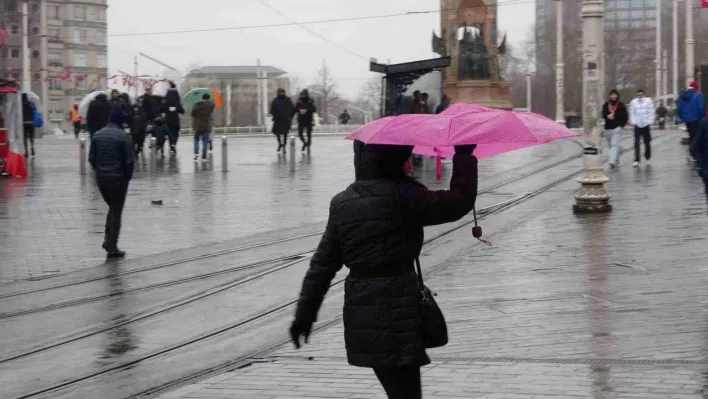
[
  {"x1": 289, "y1": 320, "x2": 312, "y2": 349},
  {"x1": 454, "y1": 144, "x2": 477, "y2": 154}
]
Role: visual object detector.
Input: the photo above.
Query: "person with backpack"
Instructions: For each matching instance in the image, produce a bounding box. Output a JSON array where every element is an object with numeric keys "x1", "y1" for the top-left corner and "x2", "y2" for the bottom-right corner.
[
  {"x1": 677, "y1": 81, "x2": 706, "y2": 161},
  {"x1": 21, "y1": 93, "x2": 36, "y2": 157},
  {"x1": 191, "y1": 93, "x2": 215, "y2": 161}
]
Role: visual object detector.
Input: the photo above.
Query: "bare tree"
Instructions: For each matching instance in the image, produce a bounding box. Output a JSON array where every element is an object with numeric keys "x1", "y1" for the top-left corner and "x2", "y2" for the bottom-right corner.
[
  {"x1": 356, "y1": 77, "x2": 382, "y2": 117},
  {"x1": 309, "y1": 60, "x2": 339, "y2": 123}
]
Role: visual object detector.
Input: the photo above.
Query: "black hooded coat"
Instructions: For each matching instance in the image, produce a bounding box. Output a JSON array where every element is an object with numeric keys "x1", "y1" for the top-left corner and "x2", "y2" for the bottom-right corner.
[{"x1": 293, "y1": 142, "x2": 478, "y2": 368}]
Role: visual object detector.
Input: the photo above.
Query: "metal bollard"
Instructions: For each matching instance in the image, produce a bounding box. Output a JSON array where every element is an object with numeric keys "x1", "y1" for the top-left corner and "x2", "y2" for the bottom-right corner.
[
  {"x1": 149, "y1": 136, "x2": 157, "y2": 169},
  {"x1": 221, "y1": 136, "x2": 228, "y2": 172},
  {"x1": 79, "y1": 138, "x2": 87, "y2": 174},
  {"x1": 289, "y1": 134, "x2": 296, "y2": 171}
]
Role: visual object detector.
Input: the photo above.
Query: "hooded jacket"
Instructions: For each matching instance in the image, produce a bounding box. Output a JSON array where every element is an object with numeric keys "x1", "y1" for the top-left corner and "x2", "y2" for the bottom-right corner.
[
  {"x1": 87, "y1": 93, "x2": 111, "y2": 134},
  {"x1": 161, "y1": 86, "x2": 185, "y2": 133},
  {"x1": 293, "y1": 142, "x2": 478, "y2": 368},
  {"x1": 677, "y1": 89, "x2": 706, "y2": 123},
  {"x1": 191, "y1": 100, "x2": 215, "y2": 133},
  {"x1": 294, "y1": 90, "x2": 316, "y2": 126},
  {"x1": 601, "y1": 90, "x2": 629, "y2": 130}
]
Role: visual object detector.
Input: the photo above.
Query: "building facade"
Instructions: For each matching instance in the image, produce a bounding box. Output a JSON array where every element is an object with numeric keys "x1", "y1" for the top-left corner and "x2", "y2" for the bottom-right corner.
[
  {"x1": 1, "y1": 0, "x2": 108, "y2": 132},
  {"x1": 181, "y1": 65, "x2": 290, "y2": 127}
]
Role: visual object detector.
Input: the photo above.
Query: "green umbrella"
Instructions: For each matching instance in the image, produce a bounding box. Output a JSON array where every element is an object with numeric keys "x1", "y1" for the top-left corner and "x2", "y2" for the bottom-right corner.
[{"x1": 182, "y1": 88, "x2": 222, "y2": 110}]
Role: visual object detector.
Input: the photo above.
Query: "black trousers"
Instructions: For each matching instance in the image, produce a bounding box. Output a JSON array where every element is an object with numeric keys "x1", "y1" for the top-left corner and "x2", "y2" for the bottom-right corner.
[
  {"x1": 298, "y1": 124, "x2": 313, "y2": 148},
  {"x1": 23, "y1": 124, "x2": 35, "y2": 155},
  {"x1": 687, "y1": 121, "x2": 699, "y2": 145},
  {"x1": 74, "y1": 122, "x2": 81, "y2": 138},
  {"x1": 97, "y1": 178, "x2": 129, "y2": 252},
  {"x1": 634, "y1": 126, "x2": 651, "y2": 162},
  {"x1": 373, "y1": 367, "x2": 422, "y2": 399},
  {"x1": 132, "y1": 131, "x2": 146, "y2": 154}
]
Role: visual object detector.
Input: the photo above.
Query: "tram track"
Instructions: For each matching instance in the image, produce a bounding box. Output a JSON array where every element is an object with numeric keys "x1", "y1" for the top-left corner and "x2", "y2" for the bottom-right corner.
[{"x1": 7, "y1": 134, "x2": 664, "y2": 399}]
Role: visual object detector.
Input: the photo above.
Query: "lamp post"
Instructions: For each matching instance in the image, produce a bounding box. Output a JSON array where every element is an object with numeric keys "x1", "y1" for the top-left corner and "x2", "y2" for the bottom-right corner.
[
  {"x1": 525, "y1": 72, "x2": 532, "y2": 111},
  {"x1": 574, "y1": 0, "x2": 611, "y2": 214},
  {"x1": 672, "y1": 0, "x2": 679, "y2": 101},
  {"x1": 685, "y1": 0, "x2": 695, "y2": 86},
  {"x1": 555, "y1": 0, "x2": 565, "y2": 124},
  {"x1": 655, "y1": 0, "x2": 662, "y2": 100}
]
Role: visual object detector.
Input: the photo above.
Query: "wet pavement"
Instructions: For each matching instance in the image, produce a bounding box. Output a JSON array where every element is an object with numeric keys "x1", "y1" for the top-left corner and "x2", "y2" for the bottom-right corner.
[
  {"x1": 151, "y1": 135, "x2": 708, "y2": 399},
  {"x1": 3, "y1": 129, "x2": 706, "y2": 399},
  {"x1": 0, "y1": 133, "x2": 572, "y2": 282}
]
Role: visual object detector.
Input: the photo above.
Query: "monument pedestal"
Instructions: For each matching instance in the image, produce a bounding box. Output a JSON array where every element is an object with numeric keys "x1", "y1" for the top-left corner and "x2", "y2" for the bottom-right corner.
[{"x1": 444, "y1": 80, "x2": 513, "y2": 109}]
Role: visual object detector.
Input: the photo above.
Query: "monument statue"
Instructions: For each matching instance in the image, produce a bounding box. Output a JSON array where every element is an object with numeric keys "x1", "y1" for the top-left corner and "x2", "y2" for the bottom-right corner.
[{"x1": 431, "y1": 0, "x2": 512, "y2": 109}]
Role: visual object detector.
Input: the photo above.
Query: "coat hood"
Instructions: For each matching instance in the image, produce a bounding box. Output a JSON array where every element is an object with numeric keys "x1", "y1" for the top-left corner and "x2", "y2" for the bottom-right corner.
[
  {"x1": 95, "y1": 93, "x2": 108, "y2": 102},
  {"x1": 353, "y1": 140, "x2": 414, "y2": 181}
]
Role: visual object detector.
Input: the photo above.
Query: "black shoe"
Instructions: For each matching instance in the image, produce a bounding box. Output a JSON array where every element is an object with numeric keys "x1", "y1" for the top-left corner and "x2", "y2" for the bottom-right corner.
[
  {"x1": 106, "y1": 250, "x2": 126, "y2": 259},
  {"x1": 277, "y1": 144, "x2": 283, "y2": 152},
  {"x1": 31, "y1": 148, "x2": 35, "y2": 157},
  {"x1": 170, "y1": 145, "x2": 176, "y2": 154},
  {"x1": 302, "y1": 145, "x2": 306, "y2": 152}
]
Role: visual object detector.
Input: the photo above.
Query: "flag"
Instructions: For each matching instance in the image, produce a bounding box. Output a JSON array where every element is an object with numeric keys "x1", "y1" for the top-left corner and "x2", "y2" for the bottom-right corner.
[
  {"x1": 0, "y1": 30, "x2": 7, "y2": 47},
  {"x1": 703, "y1": 0, "x2": 708, "y2": 7}
]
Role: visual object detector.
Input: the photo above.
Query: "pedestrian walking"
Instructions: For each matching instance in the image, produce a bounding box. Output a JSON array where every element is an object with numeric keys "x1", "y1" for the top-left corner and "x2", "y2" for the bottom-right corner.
[
  {"x1": 191, "y1": 93, "x2": 215, "y2": 161},
  {"x1": 88, "y1": 109, "x2": 135, "y2": 259},
  {"x1": 109, "y1": 89, "x2": 130, "y2": 123},
  {"x1": 601, "y1": 89, "x2": 629, "y2": 168},
  {"x1": 290, "y1": 141, "x2": 479, "y2": 399},
  {"x1": 294, "y1": 89, "x2": 316, "y2": 152},
  {"x1": 629, "y1": 89, "x2": 655, "y2": 167},
  {"x1": 677, "y1": 81, "x2": 706, "y2": 161},
  {"x1": 21, "y1": 93, "x2": 36, "y2": 157},
  {"x1": 129, "y1": 105, "x2": 148, "y2": 156},
  {"x1": 339, "y1": 109, "x2": 351, "y2": 125},
  {"x1": 70, "y1": 103, "x2": 82, "y2": 139},
  {"x1": 270, "y1": 88, "x2": 294, "y2": 153},
  {"x1": 656, "y1": 101, "x2": 668, "y2": 130},
  {"x1": 87, "y1": 93, "x2": 110, "y2": 138},
  {"x1": 137, "y1": 87, "x2": 161, "y2": 123},
  {"x1": 161, "y1": 82, "x2": 184, "y2": 154},
  {"x1": 690, "y1": 115, "x2": 708, "y2": 199},
  {"x1": 150, "y1": 116, "x2": 170, "y2": 157}
]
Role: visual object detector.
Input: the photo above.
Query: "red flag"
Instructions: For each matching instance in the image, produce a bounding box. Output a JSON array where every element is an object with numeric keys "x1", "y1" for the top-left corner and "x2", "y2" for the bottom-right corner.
[{"x1": 703, "y1": 0, "x2": 708, "y2": 7}]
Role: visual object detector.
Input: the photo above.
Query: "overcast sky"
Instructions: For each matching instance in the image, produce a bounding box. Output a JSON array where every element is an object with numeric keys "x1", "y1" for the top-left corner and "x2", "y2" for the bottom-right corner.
[{"x1": 107, "y1": 0, "x2": 534, "y2": 98}]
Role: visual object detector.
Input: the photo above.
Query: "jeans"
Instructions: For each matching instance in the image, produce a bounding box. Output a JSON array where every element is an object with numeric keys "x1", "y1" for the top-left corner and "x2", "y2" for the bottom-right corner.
[
  {"x1": 605, "y1": 127, "x2": 622, "y2": 165},
  {"x1": 194, "y1": 132, "x2": 209, "y2": 158},
  {"x1": 97, "y1": 178, "x2": 129, "y2": 252},
  {"x1": 634, "y1": 126, "x2": 651, "y2": 162},
  {"x1": 373, "y1": 367, "x2": 422, "y2": 399}
]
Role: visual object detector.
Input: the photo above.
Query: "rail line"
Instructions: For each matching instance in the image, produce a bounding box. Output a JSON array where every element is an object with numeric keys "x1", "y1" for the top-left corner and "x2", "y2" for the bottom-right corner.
[{"x1": 10, "y1": 134, "x2": 665, "y2": 399}]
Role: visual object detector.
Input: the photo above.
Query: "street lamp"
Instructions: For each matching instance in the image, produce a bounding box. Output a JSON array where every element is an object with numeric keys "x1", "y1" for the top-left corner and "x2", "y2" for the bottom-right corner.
[
  {"x1": 525, "y1": 72, "x2": 532, "y2": 112},
  {"x1": 555, "y1": 0, "x2": 565, "y2": 124},
  {"x1": 655, "y1": 0, "x2": 662, "y2": 100},
  {"x1": 685, "y1": 0, "x2": 695, "y2": 86},
  {"x1": 672, "y1": 0, "x2": 679, "y2": 101},
  {"x1": 574, "y1": 0, "x2": 612, "y2": 214}
]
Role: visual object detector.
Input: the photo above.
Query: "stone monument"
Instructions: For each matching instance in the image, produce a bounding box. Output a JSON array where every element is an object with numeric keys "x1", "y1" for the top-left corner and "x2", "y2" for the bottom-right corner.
[{"x1": 432, "y1": 0, "x2": 512, "y2": 109}]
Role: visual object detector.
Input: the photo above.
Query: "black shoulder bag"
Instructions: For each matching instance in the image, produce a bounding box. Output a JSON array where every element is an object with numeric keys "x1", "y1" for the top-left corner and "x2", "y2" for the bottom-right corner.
[{"x1": 415, "y1": 258, "x2": 448, "y2": 348}]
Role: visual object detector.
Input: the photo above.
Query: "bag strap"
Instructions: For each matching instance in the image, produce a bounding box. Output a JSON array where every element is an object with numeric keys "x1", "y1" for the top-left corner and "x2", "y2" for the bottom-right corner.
[{"x1": 415, "y1": 257, "x2": 424, "y2": 288}]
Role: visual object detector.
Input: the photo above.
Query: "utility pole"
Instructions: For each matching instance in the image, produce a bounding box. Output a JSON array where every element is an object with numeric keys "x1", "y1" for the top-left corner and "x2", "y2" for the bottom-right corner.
[
  {"x1": 21, "y1": 1, "x2": 30, "y2": 91},
  {"x1": 662, "y1": 49, "x2": 668, "y2": 104},
  {"x1": 525, "y1": 73, "x2": 532, "y2": 111},
  {"x1": 554, "y1": 0, "x2": 565, "y2": 124},
  {"x1": 672, "y1": 0, "x2": 679, "y2": 101},
  {"x1": 256, "y1": 58, "x2": 262, "y2": 126},
  {"x1": 655, "y1": 0, "x2": 662, "y2": 100},
  {"x1": 574, "y1": 0, "x2": 611, "y2": 214},
  {"x1": 39, "y1": 0, "x2": 47, "y2": 128},
  {"x1": 685, "y1": 0, "x2": 695, "y2": 86}
]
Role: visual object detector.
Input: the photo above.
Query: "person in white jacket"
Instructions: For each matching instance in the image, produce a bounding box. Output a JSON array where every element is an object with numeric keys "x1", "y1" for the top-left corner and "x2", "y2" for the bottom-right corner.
[{"x1": 629, "y1": 89, "x2": 655, "y2": 167}]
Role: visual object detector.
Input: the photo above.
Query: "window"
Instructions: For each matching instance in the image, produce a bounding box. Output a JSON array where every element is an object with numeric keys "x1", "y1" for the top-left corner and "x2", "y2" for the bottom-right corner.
[
  {"x1": 31, "y1": 2, "x2": 38, "y2": 12},
  {"x1": 10, "y1": 47, "x2": 20, "y2": 59},
  {"x1": 48, "y1": 28, "x2": 60, "y2": 40},
  {"x1": 73, "y1": 6, "x2": 86, "y2": 20},
  {"x1": 11, "y1": 72, "x2": 20, "y2": 81},
  {"x1": 48, "y1": 51, "x2": 61, "y2": 64},
  {"x1": 76, "y1": 79, "x2": 88, "y2": 90},
  {"x1": 616, "y1": 0, "x2": 630, "y2": 8},
  {"x1": 97, "y1": 54, "x2": 107, "y2": 68},
  {"x1": 32, "y1": 26, "x2": 39, "y2": 35},
  {"x1": 73, "y1": 29, "x2": 86, "y2": 44},
  {"x1": 33, "y1": 72, "x2": 40, "y2": 81},
  {"x1": 32, "y1": 50, "x2": 40, "y2": 59},
  {"x1": 96, "y1": 8, "x2": 106, "y2": 22},
  {"x1": 6, "y1": 0, "x2": 18, "y2": 11},
  {"x1": 97, "y1": 30, "x2": 107, "y2": 46},
  {"x1": 47, "y1": 5, "x2": 60, "y2": 20},
  {"x1": 48, "y1": 79, "x2": 62, "y2": 90},
  {"x1": 617, "y1": 11, "x2": 630, "y2": 19},
  {"x1": 74, "y1": 53, "x2": 87, "y2": 67},
  {"x1": 10, "y1": 25, "x2": 20, "y2": 35},
  {"x1": 49, "y1": 100, "x2": 60, "y2": 114}
]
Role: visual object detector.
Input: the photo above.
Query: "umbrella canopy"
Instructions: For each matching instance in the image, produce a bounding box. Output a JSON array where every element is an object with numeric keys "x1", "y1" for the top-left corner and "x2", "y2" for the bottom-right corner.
[
  {"x1": 182, "y1": 88, "x2": 223, "y2": 110},
  {"x1": 78, "y1": 90, "x2": 107, "y2": 117},
  {"x1": 347, "y1": 103, "x2": 579, "y2": 159},
  {"x1": 22, "y1": 91, "x2": 40, "y2": 104}
]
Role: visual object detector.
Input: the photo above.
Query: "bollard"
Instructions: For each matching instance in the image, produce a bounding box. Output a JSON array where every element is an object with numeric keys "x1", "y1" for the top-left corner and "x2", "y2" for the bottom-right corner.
[
  {"x1": 289, "y1": 134, "x2": 296, "y2": 171},
  {"x1": 221, "y1": 136, "x2": 228, "y2": 172},
  {"x1": 149, "y1": 136, "x2": 157, "y2": 170},
  {"x1": 79, "y1": 138, "x2": 87, "y2": 174}
]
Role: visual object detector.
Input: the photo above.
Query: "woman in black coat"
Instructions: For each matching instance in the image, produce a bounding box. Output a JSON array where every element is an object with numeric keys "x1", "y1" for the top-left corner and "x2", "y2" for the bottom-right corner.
[{"x1": 290, "y1": 141, "x2": 478, "y2": 398}]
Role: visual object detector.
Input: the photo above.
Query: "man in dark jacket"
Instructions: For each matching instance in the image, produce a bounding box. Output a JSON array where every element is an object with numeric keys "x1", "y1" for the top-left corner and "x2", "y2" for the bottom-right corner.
[
  {"x1": 290, "y1": 141, "x2": 478, "y2": 398},
  {"x1": 161, "y1": 82, "x2": 185, "y2": 154},
  {"x1": 601, "y1": 89, "x2": 629, "y2": 168},
  {"x1": 677, "y1": 81, "x2": 706, "y2": 151},
  {"x1": 270, "y1": 88, "x2": 294, "y2": 153},
  {"x1": 128, "y1": 105, "x2": 148, "y2": 156},
  {"x1": 109, "y1": 90, "x2": 130, "y2": 123},
  {"x1": 21, "y1": 93, "x2": 36, "y2": 157},
  {"x1": 150, "y1": 116, "x2": 170, "y2": 157},
  {"x1": 89, "y1": 109, "x2": 135, "y2": 258},
  {"x1": 690, "y1": 116, "x2": 708, "y2": 198},
  {"x1": 137, "y1": 87, "x2": 161, "y2": 123},
  {"x1": 191, "y1": 93, "x2": 215, "y2": 160},
  {"x1": 294, "y1": 89, "x2": 316, "y2": 152},
  {"x1": 339, "y1": 109, "x2": 351, "y2": 125},
  {"x1": 87, "y1": 93, "x2": 111, "y2": 137}
]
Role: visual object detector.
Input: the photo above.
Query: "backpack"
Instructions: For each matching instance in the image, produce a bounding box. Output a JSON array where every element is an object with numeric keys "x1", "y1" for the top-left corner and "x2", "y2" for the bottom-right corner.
[{"x1": 30, "y1": 103, "x2": 43, "y2": 128}]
